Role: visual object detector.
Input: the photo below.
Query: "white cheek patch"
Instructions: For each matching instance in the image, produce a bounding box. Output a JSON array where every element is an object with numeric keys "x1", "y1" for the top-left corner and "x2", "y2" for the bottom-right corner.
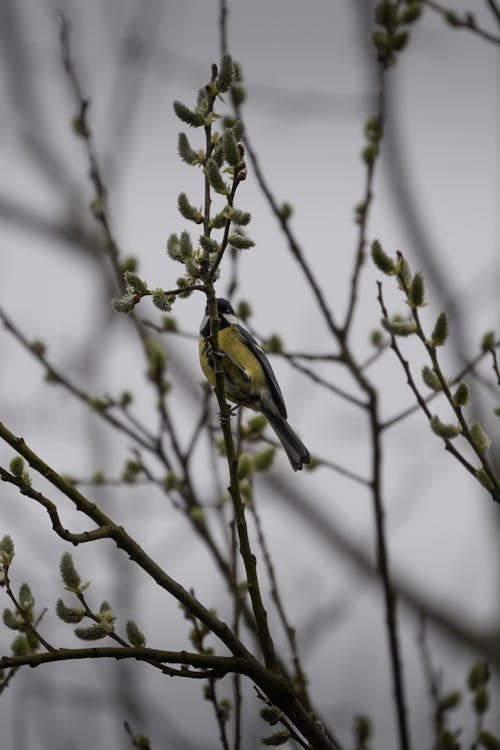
[
  {"x1": 200, "y1": 314, "x2": 209, "y2": 334},
  {"x1": 224, "y1": 313, "x2": 241, "y2": 327}
]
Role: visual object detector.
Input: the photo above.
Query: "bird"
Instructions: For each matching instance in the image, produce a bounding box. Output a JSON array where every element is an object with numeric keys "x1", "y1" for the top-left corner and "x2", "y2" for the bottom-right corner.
[{"x1": 199, "y1": 297, "x2": 310, "y2": 471}]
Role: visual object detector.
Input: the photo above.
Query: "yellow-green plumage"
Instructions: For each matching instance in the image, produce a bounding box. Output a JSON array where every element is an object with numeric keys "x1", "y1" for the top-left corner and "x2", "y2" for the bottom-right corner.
[
  {"x1": 199, "y1": 298, "x2": 310, "y2": 471},
  {"x1": 199, "y1": 326, "x2": 267, "y2": 409}
]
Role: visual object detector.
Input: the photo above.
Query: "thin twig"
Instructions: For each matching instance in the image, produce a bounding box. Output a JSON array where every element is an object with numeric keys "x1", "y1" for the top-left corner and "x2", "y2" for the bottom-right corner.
[
  {"x1": 485, "y1": 0, "x2": 500, "y2": 25},
  {"x1": 250, "y1": 500, "x2": 312, "y2": 711},
  {"x1": 422, "y1": 0, "x2": 500, "y2": 45},
  {"x1": 417, "y1": 614, "x2": 446, "y2": 742},
  {"x1": 342, "y1": 71, "x2": 384, "y2": 337}
]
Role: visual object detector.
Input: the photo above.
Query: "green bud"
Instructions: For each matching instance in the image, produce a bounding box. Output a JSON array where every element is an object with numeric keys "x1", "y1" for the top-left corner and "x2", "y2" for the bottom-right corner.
[
  {"x1": 179, "y1": 230, "x2": 193, "y2": 258},
  {"x1": 372, "y1": 28, "x2": 390, "y2": 52},
  {"x1": 237, "y1": 453, "x2": 253, "y2": 479},
  {"x1": 263, "y1": 334, "x2": 283, "y2": 353},
  {"x1": 164, "y1": 471, "x2": 180, "y2": 490},
  {"x1": 173, "y1": 100, "x2": 205, "y2": 127},
  {"x1": 212, "y1": 438, "x2": 225, "y2": 456},
  {"x1": 452, "y1": 382, "x2": 470, "y2": 408},
  {"x1": 232, "y1": 119, "x2": 245, "y2": 141},
  {"x1": 211, "y1": 143, "x2": 224, "y2": 168},
  {"x1": 9, "y1": 456, "x2": 25, "y2": 479},
  {"x1": 218, "y1": 698, "x2": 231, "y2": 723},
  {"x1": 162, "y1": 315, "x2": 178, "y2": 332},
  {"x1": 444, "y1": 11, "x2": 461, "y2": 27},
  {"x1": 362, "y1": 143, "x2": 379, "y2": 167},
  {"x1": 210, "y1": 210, "x2": 227, "y2": 229},
  {"x1": 72, "y1": 114, "x2": 90, "y2": 138},
  {"x1": 232, "y1": 209, "x2": 251, "y2": 226},
  {"x1": 18, "y1": 582, "x2": 34, "y2": 611},
  {"x1": 354, "y1": 715, "x2": 372, "y2": 742},
  {"x1": 152, "y1": 289, "x2": 174, "y2": 313},
  {"x1": 395, "y1": 253, "x2": 412, "y2": 289},
  {"x1": 175, "y1": 276, "x2": 193, "y2": 298},
  {"x1": 370, "y1": 329, "x2": 385, "y2": 349},
  {"x1": 467, "y1": 661, "x2": 489, "y2": 691},
  {"x1": 436, "y1": 728, "x2": 461, "y2": 750},
  {"x1": 177, "y1": 193, "x2": 203, "y2": 223},
  {"x1": 246, "y1": 415, "x2": 266, "y2": 435},
  {"x1": 253, "y1": 447, "x2": 276, "y2": 473},
  {"x1": 55, "y1": 598, "x2": 85, "y2": 623},
  {"x1": 11, "y1": 635, "x2": 30, "y2": 657},
  {"x1": 476, "y1": 468, "x2": 495, "y2": 491},
  {"x1": 146, "y1": 337, "x2": 167, "y2": 379},
  {"x1": 430, "y1": 415, "x2": 461, "y2": 439},
  {"x1": 88, "y1": 397, "x2": 109, "y2": 412},
  {"x1": 74, "y1": 624, "x2": 109, "y2": 641},
  {"x1": 196, "y1": 86, "x2": 209, "y2": 114},
  {"x1": 236, "y1": 300, "x2": 252, "y2": 321},
  {"x1": 228, "y1": 233, "x2": 254, "y2": 250},
  {"x1": 222, "y1": 127, "x2": 241, "y2": 167},
  {"x1": 392, "y1": 30, "x2": 409, "y2": 51},
  {"x1": 422, "y1": 366, "x2": 442, "y2": 392},
  {"x1": 262, "y1": 729, "x2": 291, "y2": 746},
  {"x1": 119, "y1": 256, "x2": 138, "y2": 274},
  {"x1": 111, "y1": 295, "x2": 137, "y2": 314},
  {"x1": 126, "y1": 619, "x2": 147, "y2": 648},
  {"x1": 206, "y1": 158, "x2": 229, "y2": 195},
  {"x1": 364, "y1": 115, "x2": 382, "y2": 143},
  {"x1": 371, "y1": 240, "x2": 395, "y2": 275},
  {"x1": 375, "y1": 0, "x2": 398, "y2": 30},
  {"x1": 199, "y1": 234, "x2": 219, "y2": 254},
  {"x1": 469, "y1": 421, "x2": 491, "y2": 453},
  {"x1": 399, "y1": 3, "x2": 422, "y2": 25},
  {"x1": 98, "y1": 600, "x2": 116, "y2": 624},
  {"x1": 408, "y1": 272, "x2": 426, "y2": 307},
  {"x1": 381, "y1": 317, "x2": 417, "y2": 337},
  {"x1": 260, "y1": 705, "x2": 283, "y2": 726},
  {"x1": 216, "y1": 53, "x2": 235, "y2": 93},
  {"x1": 60, "y1": 552, "x2": 89, "y2": 594},
  {"x1": 437, "y1": 691, "x2": 461, "y2": 714},
  {"x1": 120, "y1": 391, "x2": 133, "y2": 407},
  {"x1": 431, "y1": 312, "x2": 449, "y2": 347},
  {"x1": 0, "y1": 535, "x2": 15, "y2": 567},
  {"x1": 122, "y1": 459, "x2": 143, "y2": 483},
  {"x1": 90, "y1": 196, "x2": 106, "y2": 220},
  {"x1": 188, "y1": 506, "x2": 205, "y2": 525},
  {"x1": 239, "y1": 480, "x2": 253, "y2": 502},
  {"x1": 166, "y1": 233, "x2": 180, "y2": 260},
  {"x1": 478, "y1": 730, "x2": 500, "y2": 750},
  {"x1": 481, "y1": 331, "x2": 496, "y2": 351},
  {"x1": 231, "y1": 85, "x2": 246, "y2": 106},
  {"x1": 474, "y1": 687, "x2": 489, "y2": 714},
  {"x1": 280, "y1": 202, "x2": 293, "y2": 220},
  {"x1": 124, "y1": 272, "x2": 147, "y2": 295},
  {"x1": 31, "y1": 340, "x2": 46, "y2": 357},
  {"x1": 3, "y1": 609, "x2": 22, "y2": 631},
  {"x1": 355, "y1": 201, "x2": 367, "y2": 224},
  {"x1": 177, "y1": 132, "x2": 199, "y2": 165}
]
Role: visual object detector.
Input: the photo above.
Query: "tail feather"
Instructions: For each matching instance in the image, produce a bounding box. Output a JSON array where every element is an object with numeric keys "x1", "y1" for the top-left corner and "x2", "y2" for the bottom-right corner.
[{"x1": 266, "y1": 413, "x2": 310, "y2": 471}]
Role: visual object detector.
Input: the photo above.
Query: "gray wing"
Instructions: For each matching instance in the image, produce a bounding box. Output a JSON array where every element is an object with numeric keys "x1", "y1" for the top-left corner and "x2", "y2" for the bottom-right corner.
[{"x1": 235, "y1": 324, "x2": 287, "y2": 419}]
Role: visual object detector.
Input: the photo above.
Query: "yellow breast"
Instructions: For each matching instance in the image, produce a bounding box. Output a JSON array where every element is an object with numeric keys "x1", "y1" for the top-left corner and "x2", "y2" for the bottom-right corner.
[{"x1": 199, "y1": 326, "x2": 267, "y2": 408}]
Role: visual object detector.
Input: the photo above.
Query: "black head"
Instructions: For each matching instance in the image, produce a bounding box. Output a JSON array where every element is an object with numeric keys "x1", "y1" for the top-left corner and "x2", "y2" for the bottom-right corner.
[
  {"x1": 216, "y1": 298, "x2": 235, "y2": 316},
  {"x1": 200, "y1": 298, "x2": 237, "y2": 335},
  {"x1": 202, "y1": 298, "x2": 235, "y2": 317}
]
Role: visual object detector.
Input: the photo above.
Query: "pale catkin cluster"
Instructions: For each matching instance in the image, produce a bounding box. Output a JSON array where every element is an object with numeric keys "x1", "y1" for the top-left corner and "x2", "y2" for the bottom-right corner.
[
  {"x1": 371, "y1": 238, "x2": 500, "y2": 500},
  {"x1": 111, "y1": 53, "x2": 253, "y2": 319}
]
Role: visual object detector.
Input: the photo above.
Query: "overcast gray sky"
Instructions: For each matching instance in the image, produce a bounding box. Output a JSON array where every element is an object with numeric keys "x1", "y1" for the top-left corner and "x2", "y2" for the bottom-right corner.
[{"x1": 1, "y1": 1, "x2": 500, "y2": 749}]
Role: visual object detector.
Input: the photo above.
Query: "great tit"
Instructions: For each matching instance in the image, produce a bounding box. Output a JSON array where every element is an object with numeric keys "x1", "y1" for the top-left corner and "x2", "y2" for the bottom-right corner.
[{"x1": 199, "y1": 298, "x2": 310, "y2": 471}]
